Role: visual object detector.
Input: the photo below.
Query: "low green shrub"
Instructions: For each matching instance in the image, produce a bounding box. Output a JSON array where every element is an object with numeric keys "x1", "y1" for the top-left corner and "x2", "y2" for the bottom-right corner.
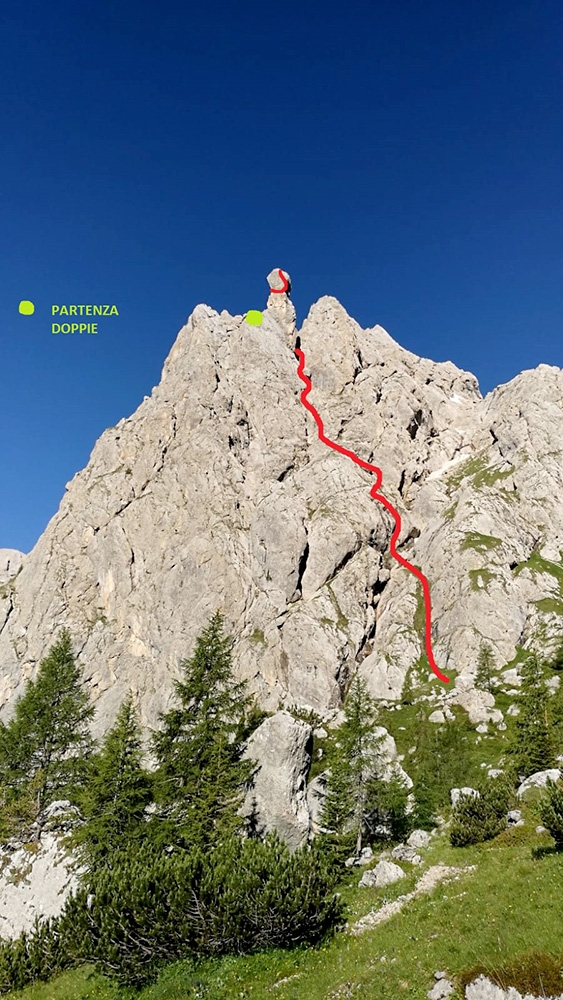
[
  {"x1": 450, "y1": 775, "x2": 512, "y2": 847},
  {"x1": 0, "y1": 833, "x2": 343, "y2": 993}
]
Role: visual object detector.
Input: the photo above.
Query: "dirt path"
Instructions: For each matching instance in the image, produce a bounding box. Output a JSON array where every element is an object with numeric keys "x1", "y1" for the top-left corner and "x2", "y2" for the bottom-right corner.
[{"x1": 348, "y1": 863, "x2": 477, "y2": 935}]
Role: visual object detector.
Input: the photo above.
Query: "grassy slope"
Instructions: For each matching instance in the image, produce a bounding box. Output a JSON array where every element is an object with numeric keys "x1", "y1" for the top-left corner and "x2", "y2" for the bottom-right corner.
[{"x1": 9, "y1": 811, "x2": 563, "y2": 1000}]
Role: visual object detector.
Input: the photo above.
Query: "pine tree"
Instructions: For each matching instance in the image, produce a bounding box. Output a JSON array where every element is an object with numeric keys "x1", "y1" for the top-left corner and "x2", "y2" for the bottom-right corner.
[
  {"x1": 549, "y1": 676, "x2": 563, "y2": 757},
  {"x1": 71, "y1": 693, "x2": 153, "y2": 871},
  {"x1": 538, "y1": 778, "x2": 563, "y2": 849},
  {"x1": 475, "y1": 642, "x2": 495, "y2": 693},
  {"x1": 150, "y1": 611, "x2": 256, "y2": 851},
  {"x1": 507, "y1": 653, "x2": 555, "y2": 778},
  {"x1": 0, "y1": 629, "x2": 94, "y2": 835},
  {"x1": 321, "y1": 676, "x2": 387, "y2": 856}
]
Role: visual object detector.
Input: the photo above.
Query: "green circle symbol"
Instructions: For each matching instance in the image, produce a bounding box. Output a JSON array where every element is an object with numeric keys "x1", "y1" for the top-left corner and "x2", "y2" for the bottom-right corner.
[
  {"x1": 246, "y1": 310, "x2": 263, "y2": 326},
  {"x1": 19, "y1": 300, "x2": 35, "y2": 315}
]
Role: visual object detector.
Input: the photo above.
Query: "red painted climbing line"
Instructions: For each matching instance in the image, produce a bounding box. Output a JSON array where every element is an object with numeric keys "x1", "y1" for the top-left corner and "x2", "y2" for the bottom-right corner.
[
  {"x1": 294, "y1": 347, "x2": 450, "y2": 685},
  {"x1": 269, "y1": 268, "x2": 289, "y2": 293}
]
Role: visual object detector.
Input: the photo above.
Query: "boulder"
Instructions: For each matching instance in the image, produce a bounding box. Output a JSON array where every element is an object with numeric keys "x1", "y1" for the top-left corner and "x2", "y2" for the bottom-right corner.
[
  {"x1": 464, "y1": 974, "x2": 563, "y2": 999},
  {"x1": 507, "y1": 809, "x2": 524, "y2": 826},
  {"x1": 0, "y1": 550, "x2": 24, "y2": 585},
  {"x1": 358, "y1": 860, "x2": 406, "y2": 888},
  {"x1": 428, "y1": 710, "x2": 445, "y2": 724},
  {"x1": 391, "y1": 844, "x2": 423, "y2": 864},
  {"x1": 240, "y1": 711, "x2": 312, "y2": 848},
  {"x1": 427, "y1": 977, "x2": 454, "y2": 999},
  {"x1": 0, "y1": 833, "x2": 83, "y2": 939},
  {"x1": 407, "y1": 829, "x2": 431, "y2": 849},
  {"x1": 517, "y1": 769, "x2": 561, "y2": 799}
]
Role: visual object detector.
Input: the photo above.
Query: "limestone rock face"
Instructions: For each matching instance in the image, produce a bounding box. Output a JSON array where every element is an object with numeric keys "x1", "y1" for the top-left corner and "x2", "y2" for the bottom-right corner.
[
  {"x1": 0, "y1": 801, "x2": 83, "y2": 940},
  {"x1": 2, "y1": 272, "x2": 563, "y2": 738},
  {"x1": 0, "y1": 550, "x2": 24, "y2": 585}
]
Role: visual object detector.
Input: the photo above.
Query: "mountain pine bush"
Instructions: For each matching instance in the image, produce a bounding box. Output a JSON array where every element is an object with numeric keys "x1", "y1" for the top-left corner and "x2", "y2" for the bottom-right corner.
[
  {"x1": 450, "y1": 775, "x2": 512, "y2": 847},
  {"x1": 0, "y1": 835, "x2": 343, "y2": 992}
]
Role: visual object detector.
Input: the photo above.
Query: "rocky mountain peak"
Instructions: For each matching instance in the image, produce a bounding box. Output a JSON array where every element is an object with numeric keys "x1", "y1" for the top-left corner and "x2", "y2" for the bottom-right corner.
[{"x1": 1, "y1": 272, "x2": 563, "y2": 738}]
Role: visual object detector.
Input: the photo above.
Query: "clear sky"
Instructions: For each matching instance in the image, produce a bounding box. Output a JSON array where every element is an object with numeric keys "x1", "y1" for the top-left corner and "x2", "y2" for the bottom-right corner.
[{"x1": 2, "y1": 0, "x2": 562, "y2": 553}]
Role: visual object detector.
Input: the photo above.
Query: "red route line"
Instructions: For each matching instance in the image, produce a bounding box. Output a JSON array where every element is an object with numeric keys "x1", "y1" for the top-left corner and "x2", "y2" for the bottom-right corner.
[
  {"x1": 294, "y1": 347, "x2": 450, "y2": 685},
  {"x1": 269, "y1": 268, "x2": 290, "y2": 293}
]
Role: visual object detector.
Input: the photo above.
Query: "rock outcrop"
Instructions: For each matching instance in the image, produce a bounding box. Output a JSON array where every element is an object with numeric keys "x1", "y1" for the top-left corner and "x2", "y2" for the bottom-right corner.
[
  {"x1": 2, "y1": 269, "x2": 563, "y2": 738},
  {"x1": 240, "y1": 711, "x2": 312, "y2": 848}
]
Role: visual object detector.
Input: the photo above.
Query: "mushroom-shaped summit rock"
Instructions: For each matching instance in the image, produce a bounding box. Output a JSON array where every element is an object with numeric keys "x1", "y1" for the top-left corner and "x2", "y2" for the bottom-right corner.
[
  {"x1": 266, "y1": 267, "x2": 291, "y2": 294},
  {"x1": 265, "y1": 267, "x2": 295, "y2": 346}
]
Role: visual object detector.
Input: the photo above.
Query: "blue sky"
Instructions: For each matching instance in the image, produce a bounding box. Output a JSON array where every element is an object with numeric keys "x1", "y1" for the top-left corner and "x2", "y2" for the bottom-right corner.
[{"x1": 2, "y1": 0, "x2": 562, "y2": 553}]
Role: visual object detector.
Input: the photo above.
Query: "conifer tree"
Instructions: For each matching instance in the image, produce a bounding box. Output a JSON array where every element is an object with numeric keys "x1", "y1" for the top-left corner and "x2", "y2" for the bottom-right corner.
[
  {"x1": 0, "y1": 629, "x2": 94, "y2": 834},
  {"x1": 549, "y1": 676, "x2": 563, "y2": 757},
  {"x1": 71, "y1": 693, "x2": 153, "y2": 871},
  {"x1": 150, "y1": 611, "x2": 256, "y2": 851},
  {"x1": 507, "y1": 653, "x2": 554, "y2": 778},
  {"x1": 475, "y1": 642, "x2": 495, "y2": 693},
  {"x1": 321, "y1": 675, "x2": 387, "y2": 855},
  {"x1": 538, "y1": 778, "x2": 563, "y2": 849}
]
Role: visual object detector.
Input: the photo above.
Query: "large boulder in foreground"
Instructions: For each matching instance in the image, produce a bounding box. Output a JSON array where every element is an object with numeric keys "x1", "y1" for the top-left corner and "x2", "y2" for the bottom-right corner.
[{"x1": 240, "y1": 711, "x2": 312, "y2": 849}]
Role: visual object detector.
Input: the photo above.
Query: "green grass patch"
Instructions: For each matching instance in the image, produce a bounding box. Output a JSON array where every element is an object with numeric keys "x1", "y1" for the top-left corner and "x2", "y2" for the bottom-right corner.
[
  {"x1": 534, "y1": 597, "x2": 563, "y2": 616},
  {"x1": 513, "y1": 551, "x2": 563, "y2": 600},
  {"x1": 325, "y1": 585, "x2": 349, "y2": 632},
  {"x1": 468, "y1": 568, "x2": 496, "y2": 592},
  {"x1": 461, "y1": 532, "x2": 502, "y2": 554},
  {"x1": 249, "y1": 628, "x2": 268, "y2": 646},
  {"x1": 446, "y1": 453, "x2": 515, "y2": 493},
  {"x1": 443, "y1": 502, "x2": 458, "y2": 521}
]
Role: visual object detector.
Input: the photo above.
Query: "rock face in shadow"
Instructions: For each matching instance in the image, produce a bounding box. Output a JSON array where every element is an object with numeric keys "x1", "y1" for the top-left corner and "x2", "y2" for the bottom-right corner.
[{"x1": 2, "y1": 270, "x2": 563, "y2": 736}]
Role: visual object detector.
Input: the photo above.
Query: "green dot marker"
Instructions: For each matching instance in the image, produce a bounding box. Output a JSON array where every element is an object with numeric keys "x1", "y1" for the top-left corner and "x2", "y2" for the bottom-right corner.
[
  {"x1": 246, "y1": 310, "x2": 263, "y2": 326},
  {"x1": 19, "y1": 300, "x2": 35, "y2": 315}
]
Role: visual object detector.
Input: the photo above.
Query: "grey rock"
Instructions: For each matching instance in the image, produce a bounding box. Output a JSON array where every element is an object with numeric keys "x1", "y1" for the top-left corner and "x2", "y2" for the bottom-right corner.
[
  {"x1": 0, "y1": 833, "x2": 83, "y2": 939},
  {"x1": 451, "y1": 787, "x2": 480, "y2": 808},
  {"x1": 240, "y1": 712, "x2": 312, "y2": 848},
  {"x1": 2, "y1": 283, "x2": 563, "y2": 740},
  {"x1": 407, "y1": 828, "x2": 431, "y2": 849},
  {"x1": 391, "y1": 844, "x2": 422, "y2": 864},
  {"x1": 517, "y1": 769, "x2": 561, "y2": 798},
  {"x1": 358, "y1": 860, "x2": 406, "y2": 888},
  {"x1": 0, "y1": 550, "x2": 24, "y2": 585},
  {"x1": 266, "y1": 267, "x2": 291, "y2": 293},
  {"x1": 507, "y1": 809, "x2": 523, "y2": 825},
  {"x1": 428, "y1": 979, "x2": 454, "y2": 999},
  {"x1": 428, "y1": 710, "x2": 445, "y2": 723},
  {"x1": 501, "y1": 669, "x2": 522, "y2": 688},
  {"x1": 487, "y1": 768, "x2": 504, "y2": 778},
  {"x1": 536, "y1": 825, "x2": 548, "y2": 833},
  {"x1": 464, "y1": 974, "x2": 563, "y2": 999}
]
